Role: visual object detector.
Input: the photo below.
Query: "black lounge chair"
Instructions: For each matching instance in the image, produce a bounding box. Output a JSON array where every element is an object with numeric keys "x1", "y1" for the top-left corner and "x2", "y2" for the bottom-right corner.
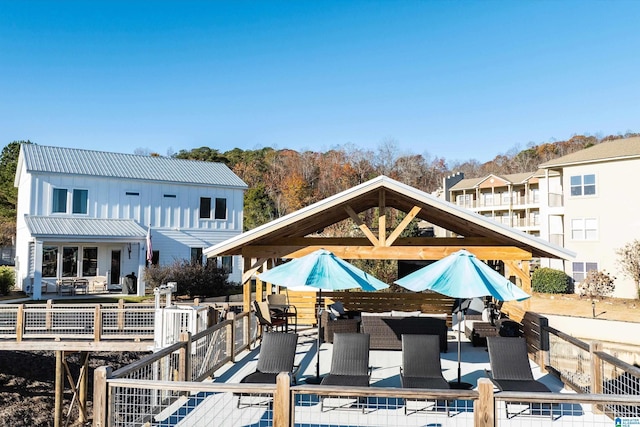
[
  {"x1": 486, "y1": 336, "x2": 553, "y2": 419},
  {"x1": 238, "y1": 332, "x2": 299, "y2": 407},
  {"x1": 401, "y1": 334, "x2": 451, "y2": 415},
  {"x1": 320, "y1": 333, "x2": 371, "y2": 411}
]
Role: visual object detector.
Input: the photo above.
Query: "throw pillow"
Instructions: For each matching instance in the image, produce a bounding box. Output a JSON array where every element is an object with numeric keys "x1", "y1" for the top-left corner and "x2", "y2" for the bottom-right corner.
[
  {"x1": 329, "y1": 301, "x2": 345, "y2": 315},
  {"x1": 391, "y1": 310, "x2": 421, "y2": 317}
]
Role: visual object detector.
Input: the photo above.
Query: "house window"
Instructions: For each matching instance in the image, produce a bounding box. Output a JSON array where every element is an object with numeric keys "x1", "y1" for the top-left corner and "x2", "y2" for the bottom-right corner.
[
  {"x1": 72, "y1": 189, "x2": 88, "y2": 214},
  {"x1": 82, "y1": 247, "x2": 98, "y2": 276},
  {"x1": 571, "y1": 218, "x2": 598, "y2": 240},
  {"x1": 126, "y1": 191, "x2": 140, "y2": 196},
  {"x1": 570, "y1": 174, "x2": 596, "y2": 196},
  {"x1": 215, "y1": 198, "x2": 227, "y2": 220},
  {"x1": 191, "y1": 248, "x2": 203, "y2": 265},
  {"x1": 222, "y1": 255, "x2": 232, "y2": 273},
  {"x1": 62, "y1": 246, "x2": 78, "y2": 277},
  {"x1": 163, "y1": 194, "x2": 176, "y2": 198},
  {"x1": 42, "y1": 246, "x2": 58, "y2": 277},
  {"x1": 482, "y1": 193, "x2": 493, "y2": 207},
  {"x1": 572, "y1": 262, "x2": 598, "y2": 282},
  {"x1": 52, "y1": 188, "x2": 67, "y2": 213},
  {"x1": 200, "y1": 197, "x2": 211, "y2": 219}
]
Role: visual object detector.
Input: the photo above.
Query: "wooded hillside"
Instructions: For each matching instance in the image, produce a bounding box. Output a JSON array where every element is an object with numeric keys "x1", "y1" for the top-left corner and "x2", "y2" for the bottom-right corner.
[{"x1": 1, "y1": 133, "x2": 637, "y2": 249}]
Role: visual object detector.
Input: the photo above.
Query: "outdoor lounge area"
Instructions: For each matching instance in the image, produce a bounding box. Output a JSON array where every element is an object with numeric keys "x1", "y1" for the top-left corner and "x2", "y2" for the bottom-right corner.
[{"x1": 95, "y1": 317, "x2": 640, "y2": 427}]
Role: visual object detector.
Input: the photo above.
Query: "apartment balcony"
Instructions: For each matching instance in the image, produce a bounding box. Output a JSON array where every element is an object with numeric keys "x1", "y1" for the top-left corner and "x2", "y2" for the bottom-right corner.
[
  {"x1": 548, "y1": 192, "x2": 564, "y2": 208},
  {"x1": 457, "y1": 196, "x2": 541, "y2": 211},
  {"x1": 549, "y1": 233, "x2": 564, "y2": 246}
]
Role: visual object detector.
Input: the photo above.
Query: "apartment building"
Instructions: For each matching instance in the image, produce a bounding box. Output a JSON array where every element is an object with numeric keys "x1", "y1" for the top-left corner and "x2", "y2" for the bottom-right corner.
[
  {"x1": 444, "y1": 137, "x2": 640, "y2": 299},
  {"x1": 447, "y1": 172, "x2": 542, "y2": 236},
  {"x1": 539, "y1": 137, "x2": 640, "y2": 299}
]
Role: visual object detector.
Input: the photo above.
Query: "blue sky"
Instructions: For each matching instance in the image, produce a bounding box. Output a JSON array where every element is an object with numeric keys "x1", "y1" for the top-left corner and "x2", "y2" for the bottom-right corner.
[{"x1": 1, "y1": 1, "x2": 639, "y2": 164}]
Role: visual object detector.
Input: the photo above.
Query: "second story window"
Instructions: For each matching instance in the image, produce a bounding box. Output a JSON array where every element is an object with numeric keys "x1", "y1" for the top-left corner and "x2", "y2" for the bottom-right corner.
[
  {"x1": 52, "y1": 188, "x2": 67, "y2": 213},
  {"x1": 570, "y1": 174, "x2": 596, "y2": 196},
  {"x1": 215, "y1": 198, "x2": 227, "y2": 220},
  {"x1": 571, "y1": 218, "x2": 598, "y2": 240},
  {"x1": 200, "y1": 197, "x2": 211, "y2": 219},
  {"x1": 72, "y1": 189, "x2": 88, "y2": 214}
]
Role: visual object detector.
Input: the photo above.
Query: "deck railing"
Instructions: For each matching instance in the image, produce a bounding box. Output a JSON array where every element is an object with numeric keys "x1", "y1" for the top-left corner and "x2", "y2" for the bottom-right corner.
[
  {"x1": 93, "y1": 313, "x2": 256, "y2": 426},
  {"x1": 96, "y1": 373, "x2": 640, "y2": 427},
  {"x1": 0, "y1": 300, "x2": 157, "y2": 342},
  {"x1": 93, "y1": 309, "x2": 640, "y2": 427}
]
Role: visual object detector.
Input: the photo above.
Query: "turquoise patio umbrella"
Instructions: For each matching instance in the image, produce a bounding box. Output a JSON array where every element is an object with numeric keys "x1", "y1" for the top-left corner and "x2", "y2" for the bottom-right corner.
[
  {"x1": 258, "y1": 249, "x2": 388, "y2": 383},
  {"x1": 394, "y1": 249, "x2": 530, "y2": 387},
  {"x1": 394, "y1": 249, "x2": 530, "y2": 301}
]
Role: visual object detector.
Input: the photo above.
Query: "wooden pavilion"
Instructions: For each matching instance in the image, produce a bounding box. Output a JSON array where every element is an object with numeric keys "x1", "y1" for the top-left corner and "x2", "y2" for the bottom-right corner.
[{"x1": 204, "y1": 175, "x2": 574, "y2": 321}]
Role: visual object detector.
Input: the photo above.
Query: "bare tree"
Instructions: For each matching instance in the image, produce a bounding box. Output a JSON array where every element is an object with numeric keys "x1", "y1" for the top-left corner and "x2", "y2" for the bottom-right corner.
[
  {"x1": 374, "y1": 137, "x2": 400, "y2": 176},
  {"x1": 616, "y1": 240, "x2": 640, "y2": 297}
]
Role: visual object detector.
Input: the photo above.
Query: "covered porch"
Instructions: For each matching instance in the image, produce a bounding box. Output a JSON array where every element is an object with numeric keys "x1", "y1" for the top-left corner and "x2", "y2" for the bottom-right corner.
[{"x1": 20, "y1": 216, "x2": 150, "y2": 299}]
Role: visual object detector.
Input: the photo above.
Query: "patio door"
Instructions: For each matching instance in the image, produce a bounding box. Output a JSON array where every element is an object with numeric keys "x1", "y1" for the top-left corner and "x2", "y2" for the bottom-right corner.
[{"x1": 110, "y1": 250, "x2": 121, "y2": 285}]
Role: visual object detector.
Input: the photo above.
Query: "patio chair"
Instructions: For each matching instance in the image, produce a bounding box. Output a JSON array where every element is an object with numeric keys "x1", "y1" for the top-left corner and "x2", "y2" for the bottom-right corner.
[
  {"x1": 267, "y1": 293, "x2": 297, "y2": 332},
  {"x1": 486, "y1": 336, "x2": 553, "y2": 419},
  {"x1": 400, "y1": 334, "x2": 451, "y2": 415},
  {"x1": 253, "y1": 300, "x2": 288, "y2": 335},
  {"x1": 320, "y1": 333, "x2": 371, "y2": 412},
  {"x1": 238, "y1": 332, "x2": 299, "y2": 407}
]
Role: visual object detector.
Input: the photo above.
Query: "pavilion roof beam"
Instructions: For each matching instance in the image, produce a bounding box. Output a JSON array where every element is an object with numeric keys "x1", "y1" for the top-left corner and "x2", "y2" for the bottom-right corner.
[
  {"x1": 242, "y1": 244, "x2": 532, "y2": 261},
  {"x1": 386, "y1": 205, "x2": 421, "y2": 247},
  {"x1": 344, "y1": 205, "x2": 379, "y2": 246},
  {"x1": 241, "y1": 257, "x2": 269, "y2": 285}
]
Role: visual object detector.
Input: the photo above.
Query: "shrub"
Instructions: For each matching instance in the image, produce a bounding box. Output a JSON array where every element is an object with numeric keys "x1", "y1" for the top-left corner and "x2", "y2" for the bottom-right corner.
[
  {"x1": 0, "y1": 266, "x2": 15, "y2": 296},
  {"x1": 577, "y1": 270, "x2": 615, "y2": 299},
  {"x1": 143, "y1": 259, "x2": 231, "y2": 299},
  {"x1": 531, "y1": 267, "x2": 570, "y2": 294}
]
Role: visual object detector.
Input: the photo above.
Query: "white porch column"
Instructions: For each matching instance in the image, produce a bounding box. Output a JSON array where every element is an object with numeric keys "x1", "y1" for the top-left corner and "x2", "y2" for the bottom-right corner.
[
  {"x1": 137, "y1": 241, "x2": 146, "y2": 296},
  {"x1": 32, "y1": 240, "x2": 43, "y2": 300}
]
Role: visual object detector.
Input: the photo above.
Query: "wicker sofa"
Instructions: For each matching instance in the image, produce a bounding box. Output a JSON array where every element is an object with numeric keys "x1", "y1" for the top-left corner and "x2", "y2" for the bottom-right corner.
[
  {"x1": 320, "y1": 310, "x2": 360, "y2": 343},
  {"x1": 360, "y1": 312, "x2": 449, "y2": 352}
]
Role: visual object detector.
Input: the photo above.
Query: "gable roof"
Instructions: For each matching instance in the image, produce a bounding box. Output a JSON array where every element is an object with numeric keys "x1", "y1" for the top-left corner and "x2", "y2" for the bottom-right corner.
[
  {"x1": 539, "y1": 137, "x2": 640, "y2": 169},
  {"x1": 25, "y1": 216, "x2": 147, "y2": 240},
  {"x1": 450, "y1": 172, "x2": 536, "y2": 191},
  {"x1": 16, "y1": 144, "x2": 248, "y2": 188},
  {"x1": 205, "y1": 175, "x2": 574, "y2": 260}
]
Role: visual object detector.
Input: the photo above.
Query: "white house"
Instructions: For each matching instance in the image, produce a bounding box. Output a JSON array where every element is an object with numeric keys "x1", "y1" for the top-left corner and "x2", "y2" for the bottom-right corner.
[{"x1": 14, "y1": 144, "x2": 247, "y2": 299}]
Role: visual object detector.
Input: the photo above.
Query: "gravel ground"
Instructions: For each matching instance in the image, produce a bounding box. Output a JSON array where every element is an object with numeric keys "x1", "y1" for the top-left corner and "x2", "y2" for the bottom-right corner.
[{"x1": 0, "y1": 350, "x2": 147, "y2": 427}]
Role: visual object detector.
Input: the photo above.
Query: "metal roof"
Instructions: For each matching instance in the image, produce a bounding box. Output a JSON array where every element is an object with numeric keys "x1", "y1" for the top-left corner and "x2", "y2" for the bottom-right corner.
[
  {"x1": 25, "y1": 216, "x2": 147, "y2": 239},
  {"x1": 18, "y1": 144, "x2": 248, "y2": 188},
  {"x1": 205, "y1": 175, "x2": 575, "y2": 260},
  {"x1": 540, "y1": 136, "x2": 640, "y2": 168}
]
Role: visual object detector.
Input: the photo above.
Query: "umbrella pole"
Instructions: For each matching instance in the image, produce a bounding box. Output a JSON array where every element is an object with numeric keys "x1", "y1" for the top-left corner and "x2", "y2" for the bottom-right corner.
[
  {"x1": 457, "y1": 310, "x2": 462, "y2": 384},
  {"x1": 306, "y1": 290, "x2": 323, "y2": 384}
]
